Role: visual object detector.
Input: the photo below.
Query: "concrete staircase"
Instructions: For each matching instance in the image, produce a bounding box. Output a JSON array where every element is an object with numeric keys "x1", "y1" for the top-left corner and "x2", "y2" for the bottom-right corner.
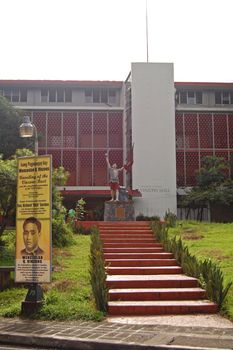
[{"x1": 99, "y1": 221, "x2": 218, "y2": 316}]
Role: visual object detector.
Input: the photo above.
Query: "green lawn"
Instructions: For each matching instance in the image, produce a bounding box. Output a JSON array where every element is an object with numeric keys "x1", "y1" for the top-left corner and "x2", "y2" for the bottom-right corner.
[
  {"x1": 0, "y1": 234, "x2": 103, "y2": 321},
  {"x1": 169, "y1": 221, "x2": 233, "y2": 318}
]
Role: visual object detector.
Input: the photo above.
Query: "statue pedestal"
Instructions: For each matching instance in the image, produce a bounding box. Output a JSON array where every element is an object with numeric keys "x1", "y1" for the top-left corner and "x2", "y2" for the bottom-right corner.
[{"x1": 104, "y1": 201, "x2": 135, "y2": 221}]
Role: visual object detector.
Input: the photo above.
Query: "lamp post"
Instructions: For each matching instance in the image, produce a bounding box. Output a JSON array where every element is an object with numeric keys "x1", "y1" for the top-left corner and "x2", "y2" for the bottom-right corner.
[
  {"x1": 19, "y1": 116, "x2": 38, "y2": 156},
  {"x1": 19, "y1": 115, "x2": 43, "y2": 314}
]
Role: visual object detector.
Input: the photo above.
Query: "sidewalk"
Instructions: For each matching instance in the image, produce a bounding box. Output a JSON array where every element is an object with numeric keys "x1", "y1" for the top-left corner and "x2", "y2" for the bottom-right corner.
[{"x1": 0, "y1": 314, "x2": 233, "y2": 350}]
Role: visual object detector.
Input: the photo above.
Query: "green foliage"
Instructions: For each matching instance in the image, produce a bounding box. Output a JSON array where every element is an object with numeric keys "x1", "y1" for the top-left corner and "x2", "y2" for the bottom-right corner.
[
  {"x1": 164, "y1": 209, "x2": 177, "y2": 227},
  {"x1": 197, "y1": 156, "x2": 227, "y2": 188},
  {"x1": 0, "y1": 149, "x2": 35, "y2": 239},
  {"x1": 151, "y1": 221, "x2": 232, "y2": 310},
  {"x1": 0, "y1": 229, "x2": 15, "y2": 266},
  {"x1": 0, "y1": 149, "x2": 33, "y2": 240},
  {"x1": 52, "y1": 216, "x2": 75, "y2": 248},
  {"x1": 0, "y1": 156, "x2": 17, "y2": 239},
  {"x1": 181, "y1": 156, "x2": 233, "y2": 218},
  {"x1": 89, "y1": 226, "x2": 108, "y2": 312},
  {"x1": 52, "y1": 166, "x2": 69, "y2": 186},
  {"x1": 201, "y1": 258, "x2": 232, "y2": 310},
  {"x1": 0, "y1": 95, "x2": 26, "y2": 159},
  {"x1": 76, "y1": 198, "x2": 86, "y2": 221}
]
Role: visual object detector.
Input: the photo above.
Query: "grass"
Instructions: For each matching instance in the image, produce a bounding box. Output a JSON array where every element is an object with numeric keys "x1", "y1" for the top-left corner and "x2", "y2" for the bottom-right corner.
[
  {"x1": 169, "y1": 221, "x2": 233, "y2": 319},
  {"x1": 0, "y1": 233, "x2": 104, "y2": 321},
  {"x1": 0, "y1": 229, "x2": 15, "y2": 266}
]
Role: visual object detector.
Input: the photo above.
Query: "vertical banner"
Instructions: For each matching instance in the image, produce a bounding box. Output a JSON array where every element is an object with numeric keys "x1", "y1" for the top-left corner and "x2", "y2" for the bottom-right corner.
[{"x1": 15, "y1": 155, "x2": 52, "y2": 283}]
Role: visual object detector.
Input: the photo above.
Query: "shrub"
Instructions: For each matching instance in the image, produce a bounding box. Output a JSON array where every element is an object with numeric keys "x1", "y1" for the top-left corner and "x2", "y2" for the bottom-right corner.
[
  {"x1": 89, "y1": 226, "x2": 108, "y2": 312},
  {"x1": 76, "y1": 198, "x2": 86, "y2": 221},
  {"x1": 164, "y1": 209, "x2": 177, "y2": 227},
  {"x1": 52, "y1": 217, "x2": 75, "y2": 248}
]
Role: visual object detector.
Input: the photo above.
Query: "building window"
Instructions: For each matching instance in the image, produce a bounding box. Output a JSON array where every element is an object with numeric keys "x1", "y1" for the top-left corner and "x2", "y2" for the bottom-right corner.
[
  {"x1": 20, "y1": 88, "x2": 27, "y2": 102},
  {"x1": 187, "y1": 91, "x2": 195, "y2": 104},
  {"x1": 108, "y1": 89, "x2": 116, "y2": 104},
  {"x1": 65, "y1": 89, "x2": 72, "y2": 102},
  {"x1": 49, "y1": 89, "x2": 56, "y2": 102},
  {"x1": 215, "y1": 91, "x2": 233, "y2": 105},
  {"x1": 41, "y1": 88, "x2": 72, "y2": 103},
  {"x1": 93, "y1": 88, "x2": 100, "y2": 103},
  {"x1": 177, "y1": 90, "x2": 202, "y2": 105},
  {"x1": 41, "y1": 89, "x2": 48, "y2": 102},
  {"x1": 84, "y1": 88, "x2": 117, "y2": 104},
  {"x1": 196, "y1": 92, "x2": 202, "y2": 104},
  {"x1": 0, "y1": 88, "x2": 28, "y2": 102},
  {"x1": 85, "y1": 89, "x2": 92, "y2": 103}
]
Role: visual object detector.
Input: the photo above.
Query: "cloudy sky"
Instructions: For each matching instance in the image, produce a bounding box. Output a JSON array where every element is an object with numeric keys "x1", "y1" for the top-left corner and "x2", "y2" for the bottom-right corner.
[{"x1": 1, "y1": 0, "x2": 233, "y2": 82}]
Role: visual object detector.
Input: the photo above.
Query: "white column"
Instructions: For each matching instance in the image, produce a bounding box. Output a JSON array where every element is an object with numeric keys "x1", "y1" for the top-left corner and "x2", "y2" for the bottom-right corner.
[{"x1": 131, "y1": 62, "x2": 177, "y2": 218}]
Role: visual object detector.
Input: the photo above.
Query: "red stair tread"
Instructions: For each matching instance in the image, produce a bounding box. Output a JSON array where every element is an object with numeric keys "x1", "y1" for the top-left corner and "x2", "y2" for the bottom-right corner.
[
  {"x1": 108, "y1": 300, "x2": 215, "y2": 306},
  {"x1": 103, "y1": 247, "x2": 164, "y2": 253},
  {"x1": 109, "y1": 287, "x2": 206, "y2": 301},
  {"x1": 104, "y1": 253, "x2": 173, "y2": 259},
  {"x1": 106, "y1": 274, "x2": 199, "y2": 288},
  {"x1": 103, "y1": 243, "x2": 162, "y2": 247},
  {"x1": 100, "y1": 234, "x2": 155, "y2": 238},
  {"x1": 108, "y1": 300, "x2": 218, "y2": 315},
  {"x1": 107, "y1": 274, "x2": 197, "y2": 281},
  {"x1": 105, "y1": 258, "x2": 177, "y2": 266},
  {"x1": 102, "y1": 238, "x2": 156, "y2": 243},
  {"x1": 106, "y1": 266, "x2": 182, "y2": 275}
]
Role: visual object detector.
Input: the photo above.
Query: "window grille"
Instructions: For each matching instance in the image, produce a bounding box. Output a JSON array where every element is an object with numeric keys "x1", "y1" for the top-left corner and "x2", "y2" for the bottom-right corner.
[
  {"x1": 214, "y1": 114, "x2": 227, "y2": 149},
  {"x1": 47, "y1": 112, "x2": 62, "y2": 148}
]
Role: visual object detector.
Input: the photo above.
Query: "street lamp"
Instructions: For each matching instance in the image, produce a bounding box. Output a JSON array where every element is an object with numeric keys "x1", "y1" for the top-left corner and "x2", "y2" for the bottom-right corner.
[
  {"x1": 19, "y1": 116, "x2": 43, "y2": 314},
  {"x1": 19, "y1": 116, "x2": 38, "y2": 156}
]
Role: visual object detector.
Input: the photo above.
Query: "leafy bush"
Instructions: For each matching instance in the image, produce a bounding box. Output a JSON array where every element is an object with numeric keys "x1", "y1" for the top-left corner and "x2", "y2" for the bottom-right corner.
[
  {"x1": 76, "y1": 198, "x2": 86, "y2": 221},
  {"x1": 89, "y1": 226, "x2": 108, "y2": 312},
  {"x1": 52, "y1": 217, "x2": 75, "y2": 248},
  {"x1": 164, "y1": 209, "x2": 177, "y2": 227},
  {"x1": 0, "y1": 229, "x2": 15, "y2": 266}
]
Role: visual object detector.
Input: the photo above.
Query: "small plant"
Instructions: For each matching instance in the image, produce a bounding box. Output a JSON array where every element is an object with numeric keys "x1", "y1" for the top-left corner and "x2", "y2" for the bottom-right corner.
[
  {"x1": 76, "y1": 198, "x2": 86, "y2": 221},
  {"x1": 200, "y1": 258, "x2": 232, "y2": 310},
  {"x1": 52, "y1": 216, "x2": 75, "y2": 248},
  {"x1": 164, "y1": 209, "x2": 177, "y2": 227},
  {"x1": 89, "y1": 226, "x2": 108, "y2": 312}
]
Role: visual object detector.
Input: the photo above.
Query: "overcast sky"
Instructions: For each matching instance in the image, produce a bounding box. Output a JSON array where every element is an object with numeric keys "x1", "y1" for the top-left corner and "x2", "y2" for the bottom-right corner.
[{"x1": 1, "y1": 0, "x2": 233, "y2": 82}]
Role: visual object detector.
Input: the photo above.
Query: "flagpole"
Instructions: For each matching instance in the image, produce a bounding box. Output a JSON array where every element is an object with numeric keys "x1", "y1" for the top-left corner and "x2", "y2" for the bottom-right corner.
[{"x1": 146, "y1": 0, "x2": 149, "y2": 62}]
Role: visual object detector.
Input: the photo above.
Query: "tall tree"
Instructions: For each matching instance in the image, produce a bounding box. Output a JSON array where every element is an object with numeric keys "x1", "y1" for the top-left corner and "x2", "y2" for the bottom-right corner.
[
  {"x1": 196, "y1": 156, "x2": 227, "y2": 188},
  {"x1": 0, "y1": 95, "x2": 26, "y2": 159},
  {"x1": 181, "y1": 156, "x2": 233, "y2": 221}
]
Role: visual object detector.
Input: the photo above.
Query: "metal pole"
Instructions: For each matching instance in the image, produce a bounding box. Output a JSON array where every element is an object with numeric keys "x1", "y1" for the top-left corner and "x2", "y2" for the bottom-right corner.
[{"x1": 33, "y1": 124, "x2": 38, "y2": 156}]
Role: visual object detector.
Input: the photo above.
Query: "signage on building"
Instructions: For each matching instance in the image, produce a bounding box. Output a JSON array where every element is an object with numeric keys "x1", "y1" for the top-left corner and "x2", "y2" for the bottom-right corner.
[{"x1": 15, "y1": 155, "x2": 52, "y2": 283}]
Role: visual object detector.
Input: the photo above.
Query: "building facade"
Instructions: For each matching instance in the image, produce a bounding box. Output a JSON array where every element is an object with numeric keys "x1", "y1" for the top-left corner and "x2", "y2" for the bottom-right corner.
[{"x1": 1, "y1": 64, "x2": 233, "y2": 217}]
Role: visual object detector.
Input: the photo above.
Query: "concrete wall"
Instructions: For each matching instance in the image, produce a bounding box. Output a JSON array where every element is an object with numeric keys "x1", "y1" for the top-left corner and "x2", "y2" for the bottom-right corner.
[{"x1": 131, "y1": 62, "x2": 177, "y2": 218}]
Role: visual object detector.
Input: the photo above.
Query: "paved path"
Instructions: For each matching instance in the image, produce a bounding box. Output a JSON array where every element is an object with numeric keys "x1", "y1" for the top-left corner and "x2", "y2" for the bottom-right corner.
[{"x1": 0, "y1": 315, "x2": 233, "y2": 350}]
